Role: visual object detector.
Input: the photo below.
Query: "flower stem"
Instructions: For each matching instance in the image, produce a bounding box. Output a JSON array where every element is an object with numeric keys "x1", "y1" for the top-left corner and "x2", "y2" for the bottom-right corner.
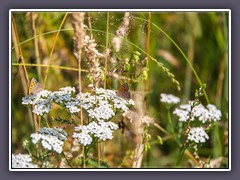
[
  {"x1": 167, "y1": 108, "x2": 174, "y2": 135},
  {"x1": 176, "y1": 143, "x2": 189, "y2": 166}
]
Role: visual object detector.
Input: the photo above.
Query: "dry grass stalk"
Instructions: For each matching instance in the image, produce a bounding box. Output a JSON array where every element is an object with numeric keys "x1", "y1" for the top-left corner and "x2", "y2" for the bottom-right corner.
[
  {"x1": 72, "y1": 12, "x2": 85, "y2": 58},
  {"x1": 72, "y1": 12, "x2": 85, "y2": 167},
  {"x1": 123, "y1": 92, "x2": 151, "y2": 168},
  {"x1": 30, "y1": 12, "x2": 41, "y2": 79},
  {"x1": 112, "y1": 12, "x2": 131, "y2": 52},
  {"x1": 83, "y1": 35, "x2": 104, "y2": 87}
]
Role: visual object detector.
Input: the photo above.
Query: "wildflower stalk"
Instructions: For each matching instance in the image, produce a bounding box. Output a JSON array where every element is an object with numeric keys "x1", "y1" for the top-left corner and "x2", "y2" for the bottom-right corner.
[
  {"x1": 11, "y1": 15, "x2": 29, "y2": 85},
  {"x1": 84, "y1": 137, "x2": 98, "y2": 158},
  {"x1": 32, "y1": 111, "x2": 39, "y2": 132},
  {"x1": 98, "y1": 12, "x2": 110, "y2": 167},
  {"x1": 87, "y1": 12, "x2": 93, "y2": 39},
  {"x1": 176, "y1": 143, "x2": 189, "y2": 166},
  {"x1": 78, "y1": 50, "x2": 85, "y2": 168},
  {"x1": 41, "y1": 115, "x2": 50, "y2": 128},
  {"x1": 72, "y1": 12, "x2": 86, "y2": 168},
  {"x1": 12, "y1": 15, "x2": 38, "y2": 132},
  {"x1": 104, "y1": 12, "x2": 110, "y2": 89},
  {"x1": 167, "y1": 108, "x2": 174, "y2": 135},
  {"x1": 145, "y1": 12, "x2": 151, "y2": 93}
]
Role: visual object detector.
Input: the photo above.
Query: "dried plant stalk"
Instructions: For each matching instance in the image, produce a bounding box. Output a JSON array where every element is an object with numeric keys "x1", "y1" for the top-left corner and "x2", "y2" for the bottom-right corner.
[
  {"x1": 83, "y1": 35, "x2": 104, "y2": 87},
  {"x1": 123, "y1": 92, "x2": 148, "y2": 168},
  {"x1": 72, "y1": 12, "x2": 85, "y2": 58},
  {"x1": 112, "y1": 12, "x2": 131, "y2": 52},
  {"x1": 72, "y1": 12, "x2": 85, "y2": 167}
]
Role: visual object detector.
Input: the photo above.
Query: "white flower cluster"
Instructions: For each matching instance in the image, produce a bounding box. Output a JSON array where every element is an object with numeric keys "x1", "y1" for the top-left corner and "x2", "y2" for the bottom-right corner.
[
  {"x1": 23, "y1": 87, "x2": 135, "y2": 147},
  {"x1": 187, "y1": 127, "x2": 209, "y2": 143},
  {"x1": 173, "y1": 101, "x2": 222, "y2": 123},
  {"x1": 73, "y1": 121, "x2": 119, "y2": 146},
  {"x1": 31, "y1": 127, "x2": 67, "y2": 154},
  {"x1": 22, "y1": 90, "x2": 52, "y2": 116},
  {"x1": 22, "y1": 86, "x2": 134, "y2": 118},
  {"x1": 77, "y1": 88, "x2": 135, "y2": 121},
  {"x1": 160, "y1": 93, "x2": 180, "y2": 105},
  {"x1": 50, "y1": 87, "x2": 78, "y2": 113},
  {"x1": 12, "y1": 154, "x2": 38, "y2": 168},
  {"x1": 173, "y1": 101, "x2": 221, "y2": 144}
]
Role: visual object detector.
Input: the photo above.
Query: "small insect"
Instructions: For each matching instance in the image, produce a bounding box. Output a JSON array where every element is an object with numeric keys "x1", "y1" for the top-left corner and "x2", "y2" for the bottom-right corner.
[
  {"x1": 116, "y1": 83, "x2": 131, "y2": 100},
  {"x1": 28, "y1": 78, "x2": 42, "y2": 95}
]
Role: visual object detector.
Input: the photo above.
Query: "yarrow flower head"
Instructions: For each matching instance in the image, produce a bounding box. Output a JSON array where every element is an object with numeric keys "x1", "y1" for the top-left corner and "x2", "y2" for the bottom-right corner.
[
  {"x1": 22, "y1": 90, "x2": 52, "y2": 116},
  {"x1": 160, "y1": 93, "x2": 180, "y2": 105},
  {"x1": 73, "y1": 121, "x2": 119, "y2": 146},
  {"x1": 207, "y1": 104, "x2": 222, "y2": 122},
  {"x1": 76, "y1": 87, "x2": 134, "y2": 121},
  {"x1": 173, "y1": 101, "x2": 221, "y2": 123},
  {"x1": 12, "y1": 154, "x2": 38, "y2": 168},
  {"x1": 22, "y1": 86, "x2": 135, "y2": 120},
  {"x1": 31, "y1": 127, "x2": 67, "y2": 154},
  {"x1": 187, "y1": 127, "x2": 209, "y2": 143}
]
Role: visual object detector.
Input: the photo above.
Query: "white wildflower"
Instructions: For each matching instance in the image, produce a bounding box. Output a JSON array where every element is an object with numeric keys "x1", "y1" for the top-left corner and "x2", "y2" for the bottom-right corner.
[
  {"x1": 50, "y1": 88, "x2": 73, "y2": 104},
  {"x1": 187, "y1": 127, "x2": 209, "y2": 143},
  {"x1": 35, "y1": 90, "x2": 52, "y2": 98},
  {"x1": 73, "y1": 126, "x2": 92, "y2": 146},
  {"x1": 73, "y1": 121, "x2": 119, "y2": 146},
  {"x1": 160, "y1": 93, "x2": 180, "y2": 105},
  {"x1": 31, "y1": 127, "x2": 67, "y2": 154},
  {"x1": 90, "y1": 121, "x2": 118, "y2": 141},
  {"x1": 22, "y1": 86, "x2": 135, "y2": 120},
  {"x1": 180, "y1": 104, "x2": 191, "y2": 112},
  {"x1": 22, "y1": 95, "x2": 35, "y2": 105},
  {"x1": 32, "y1": 99, "x2": 52, "y2": 116},
  {"x1": 174, "y1": 101, "x2": 221, "y2": 123},
  {"x1": 173, "y1": 108, "x2": 189, "y2": 122},
  {"x1": 12, "y1": 154, "x2": 38, "y2": 168},
  {"x1": 207, "y1": 104, "x2": 222, "y2": 121}
]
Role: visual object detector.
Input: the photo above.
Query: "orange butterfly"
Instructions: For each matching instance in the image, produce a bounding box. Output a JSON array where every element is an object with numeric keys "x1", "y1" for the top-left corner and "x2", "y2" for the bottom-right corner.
[
  {"x1": 116, "y1": 83, "x2": 131, "y2": 100},
  {"x1": 29, "y1": 78, "x2": 42, "y2": 95}
]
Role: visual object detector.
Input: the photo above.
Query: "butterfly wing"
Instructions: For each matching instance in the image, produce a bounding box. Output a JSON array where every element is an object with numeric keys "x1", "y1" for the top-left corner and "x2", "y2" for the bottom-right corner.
[
  {"x1": 117, "y1": 83, "x2": 131, "y2": 100},
  {"x1": 29, "y1": 78, "x2": 42, "y2": 95}
]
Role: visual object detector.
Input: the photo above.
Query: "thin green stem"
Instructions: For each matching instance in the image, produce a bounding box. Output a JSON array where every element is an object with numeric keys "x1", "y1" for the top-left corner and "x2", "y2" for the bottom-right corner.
[
  {"x1": 41, "y1": 115, "x2": 50, "y2": 128},
  {"x1": 176, "y1": 143, "x2": 189, "y2": 166},
  {"x1": 167, "y1": 107, "x2": 174, "y2": 135},
  {"x1": 104, "y1": 12, "x2": 109, "y2": 89},
  {"x1": 84, "y1": 138, "x2": 99, "y2": 158}
]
